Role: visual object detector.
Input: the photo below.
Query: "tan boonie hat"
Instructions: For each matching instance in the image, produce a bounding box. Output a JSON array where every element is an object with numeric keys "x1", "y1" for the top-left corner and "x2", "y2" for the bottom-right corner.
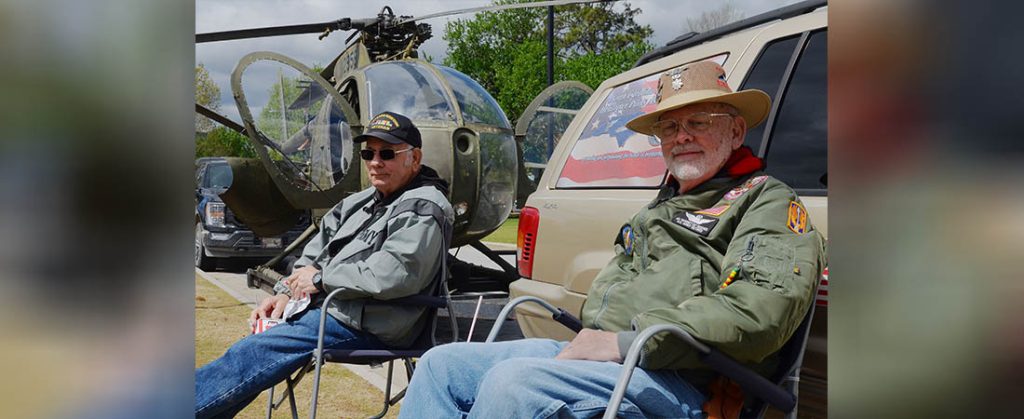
[{"x1": 625, "y1": 61, "x2": 771, "y2": 136}]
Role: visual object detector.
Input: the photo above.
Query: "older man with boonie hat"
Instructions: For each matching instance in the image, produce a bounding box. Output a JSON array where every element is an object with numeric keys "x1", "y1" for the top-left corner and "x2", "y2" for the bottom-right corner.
[{"x1": 399, "y1": 61, "x2": 826, "y2": 418}]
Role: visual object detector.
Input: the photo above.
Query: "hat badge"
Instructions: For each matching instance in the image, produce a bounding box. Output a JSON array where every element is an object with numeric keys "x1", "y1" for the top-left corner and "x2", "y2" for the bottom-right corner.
[{"x1": 670, "y1": 67, "x2": 684, "y2": 91}]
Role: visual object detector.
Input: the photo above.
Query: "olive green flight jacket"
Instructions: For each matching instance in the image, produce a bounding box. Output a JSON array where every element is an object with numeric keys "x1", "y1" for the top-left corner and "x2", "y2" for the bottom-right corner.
[{"x1": 580, "y1": 172, "x2": 826, "y2": 373}]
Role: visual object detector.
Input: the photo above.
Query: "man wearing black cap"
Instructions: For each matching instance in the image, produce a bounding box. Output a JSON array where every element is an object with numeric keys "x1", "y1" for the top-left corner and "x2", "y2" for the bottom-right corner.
[{"x1": 196, "y1": 112, "x2": 454, "y2": 418}]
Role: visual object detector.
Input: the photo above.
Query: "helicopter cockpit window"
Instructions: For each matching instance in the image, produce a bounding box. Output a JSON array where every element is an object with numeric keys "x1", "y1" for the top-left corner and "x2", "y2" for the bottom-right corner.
[
  {"x1": 365, "y1": 62, "x2": 455, "y2": 122},
  {"x1": 437, "y1": 66, "x2": 511, "y2": 129},
  {"x1": 238, "y1": 59, "x2": 353, "y2": 192},
  {"x1": 556, "y1": 55, "x2": 728, "y2": 188}
]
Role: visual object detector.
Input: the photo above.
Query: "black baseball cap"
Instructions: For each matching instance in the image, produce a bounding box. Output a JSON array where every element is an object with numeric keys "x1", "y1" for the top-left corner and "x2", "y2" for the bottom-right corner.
[{"x1": 353, "y1": 112, "x2": 422, "y2": 148}]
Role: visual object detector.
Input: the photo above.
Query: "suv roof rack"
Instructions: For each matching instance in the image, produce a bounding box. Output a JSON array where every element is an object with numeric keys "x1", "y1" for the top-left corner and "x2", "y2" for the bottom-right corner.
[{"x1": 634, "y1": 0, "x2": 827, "y2": 67}]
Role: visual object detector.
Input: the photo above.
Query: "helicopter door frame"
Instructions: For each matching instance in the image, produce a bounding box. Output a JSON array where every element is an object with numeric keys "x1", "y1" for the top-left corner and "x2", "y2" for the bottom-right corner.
[
  {"x1": 515, "y1": 81, "x2": 594, "y2": 198},
  {"x1": 231, "y1": 51, "x2": 362, "y2": 210}
]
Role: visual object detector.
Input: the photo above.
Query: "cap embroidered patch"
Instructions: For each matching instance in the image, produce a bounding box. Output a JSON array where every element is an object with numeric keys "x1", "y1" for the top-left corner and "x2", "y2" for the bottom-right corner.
[
  {"x1": 368, "y1": 113, "x2": 399, "y2": 131},
  {"x1": 787, "y1": 201, "x2": 808, "y2": 234},
  {"x1": 695, "y1": 205, "x2": 730, "y2": 217},
  {"x1": 621, "y1": 225, "x2": 634, "y2": 255},
  {"x1": 672, "y1": 211, "x2": 720, "y2": 237}
]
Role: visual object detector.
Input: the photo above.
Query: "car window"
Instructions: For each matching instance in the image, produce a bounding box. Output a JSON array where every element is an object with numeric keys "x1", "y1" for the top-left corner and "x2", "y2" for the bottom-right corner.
[
  {"x1": 740, "y1": 35, "x2": 801, "y2": 153},
  {"x1": 205, "y1": 163, "x2": 233, "y2": 189},
  {"x1": 763, "y1": 30, "x2": 827, "y2": 192},
  {"x1": 556, "y1": 55, "x2": 727, "y2": 188}
]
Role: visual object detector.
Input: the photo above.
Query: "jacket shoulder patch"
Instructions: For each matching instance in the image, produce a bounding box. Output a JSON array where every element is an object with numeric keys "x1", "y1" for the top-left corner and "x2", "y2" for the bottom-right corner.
[
  {"x1": 787, "y1": 201, "x2": 808, "y2": 234},
  {"x1": 723, "y1": 175, "x2": 768, "y2": 201},
  {"x1": 619, "y1": 225, "x2": 634, "y2": 255}
]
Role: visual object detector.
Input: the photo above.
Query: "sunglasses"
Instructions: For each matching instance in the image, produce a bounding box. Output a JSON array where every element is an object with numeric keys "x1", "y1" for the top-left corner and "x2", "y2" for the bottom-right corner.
[
  {"x1": 359, "y1": 147, "x2": 413, "y2": 161},
  {"x1": 651, "y1": 112, "x2": 736, "y2": 142}
]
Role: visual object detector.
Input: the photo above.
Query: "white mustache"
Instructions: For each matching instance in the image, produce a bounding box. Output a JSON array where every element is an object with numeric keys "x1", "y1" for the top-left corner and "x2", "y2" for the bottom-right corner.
[{"x1": 671, "y1": 145, "x2": 703, "y2": 154}]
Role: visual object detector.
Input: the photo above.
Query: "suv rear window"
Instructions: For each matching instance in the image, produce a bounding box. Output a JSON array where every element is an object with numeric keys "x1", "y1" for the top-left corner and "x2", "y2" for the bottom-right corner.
[
  {"x1": 740, "y1": 30, "x2": 828, "y2": 194},
  {"x1": 556, "y1": 55, "x2": 727, "y2": 188}
]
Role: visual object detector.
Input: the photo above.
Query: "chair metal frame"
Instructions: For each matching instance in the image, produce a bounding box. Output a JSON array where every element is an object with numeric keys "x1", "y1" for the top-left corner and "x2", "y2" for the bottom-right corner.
[
  {"x1": 486, "y1": 284, "x2": 820, "y2": 419},
  {"x1": 265, "y1": 220, "x2": 456, "y2": 419}
]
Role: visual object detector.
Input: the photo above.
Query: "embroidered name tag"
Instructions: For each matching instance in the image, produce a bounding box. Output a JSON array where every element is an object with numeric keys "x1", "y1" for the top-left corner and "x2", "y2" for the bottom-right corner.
[{"x1": 672, "y1": 211, "x2": 720, "y2": 236}]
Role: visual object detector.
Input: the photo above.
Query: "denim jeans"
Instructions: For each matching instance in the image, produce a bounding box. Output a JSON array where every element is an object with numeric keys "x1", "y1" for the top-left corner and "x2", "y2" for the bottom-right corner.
[
  {"x1": 400, "y1": 339, "x2": 706, "y2": 419},
  {"x1": 195, "y1": 307, "x2": 384, "y2": 419}
]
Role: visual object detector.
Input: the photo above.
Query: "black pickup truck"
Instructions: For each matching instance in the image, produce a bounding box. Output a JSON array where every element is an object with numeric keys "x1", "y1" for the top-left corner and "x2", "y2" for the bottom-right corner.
[{"x1": 194, "y1": 157, "x2": 310, "y2": 271}]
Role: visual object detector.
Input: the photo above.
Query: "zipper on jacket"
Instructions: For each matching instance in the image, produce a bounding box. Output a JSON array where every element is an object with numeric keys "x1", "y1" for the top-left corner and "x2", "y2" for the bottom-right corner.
[
  {"x1": 635, "y1": 211, "x2": 650, "y2": 271},
  {"x1": 741, "y1": 236, "x2": 756, "y2": 262}
]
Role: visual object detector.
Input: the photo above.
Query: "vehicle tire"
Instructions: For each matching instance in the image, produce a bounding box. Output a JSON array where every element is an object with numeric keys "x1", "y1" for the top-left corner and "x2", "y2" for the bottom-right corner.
[{"x1": 195, "y1": 223, "x2": 217, "y2": 271}]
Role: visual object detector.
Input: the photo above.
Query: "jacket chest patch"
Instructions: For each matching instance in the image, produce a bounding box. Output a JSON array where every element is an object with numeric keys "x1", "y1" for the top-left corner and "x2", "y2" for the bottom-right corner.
[
  {"x1": 723, "y1": 175, "x2": 768, "y2": 201},
  {"x1": 356, "y1": 228, "x2": 380, "y2": 244},
  {"x1": 671, "y1": 211, "x2": 720, "y2": 236}
]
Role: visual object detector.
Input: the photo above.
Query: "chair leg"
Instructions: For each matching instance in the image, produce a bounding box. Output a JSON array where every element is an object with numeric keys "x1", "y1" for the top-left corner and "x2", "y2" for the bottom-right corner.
[
  {"x1": 265, "y1": 385, "x2": 275, "y2": 419},
  {"x1": 266, "y1": 362, "x2": 312, "y2": 419},
  {"x1": 285, "y1": 377, "x2": 299, "y2": 419},
  {"x1": 783, "y1": 373, "x2": 800, "y2": 419},
  {"x1": 366, "y1": 360, "x2": 395, "y2": 419}
]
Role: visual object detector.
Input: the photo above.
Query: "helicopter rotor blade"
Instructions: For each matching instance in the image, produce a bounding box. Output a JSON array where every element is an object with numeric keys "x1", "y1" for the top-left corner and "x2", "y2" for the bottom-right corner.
[
  {"x1": 196, "y1": 17, "x2": 380, "y2": 43},
  {"x1": 394, "y1": 0, "x2": 618, "y2": 26},
  {"x1": 195, "y1": 103, "x2": 246, "y2": 135}
]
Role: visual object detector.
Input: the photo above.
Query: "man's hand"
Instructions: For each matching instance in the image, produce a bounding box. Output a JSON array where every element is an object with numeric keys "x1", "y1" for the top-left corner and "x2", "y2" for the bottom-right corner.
[
  {"x1": 285, "y1": 266, "x2": 321, "y2": 299},
  {"x1": 555, "y1": 328, "x2": 624, "y2": 363},
  {"x1": 249, "y1": 294, "x2": 290, "y2": 325}
]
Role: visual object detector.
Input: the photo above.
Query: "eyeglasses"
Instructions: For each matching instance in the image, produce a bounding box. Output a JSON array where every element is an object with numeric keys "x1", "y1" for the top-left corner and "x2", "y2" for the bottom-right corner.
[
  {"x1": 359, "y1": 147, "x2": 413, "y2": 161},
  {"x1": 650, "y1": 112, "x2": 736, "y2": 142}
]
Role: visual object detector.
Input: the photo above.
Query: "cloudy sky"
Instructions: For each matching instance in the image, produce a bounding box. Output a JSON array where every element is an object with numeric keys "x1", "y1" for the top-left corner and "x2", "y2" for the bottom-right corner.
[{"x1": 196, "y1": 0, "x2": 802, "y2": 123}]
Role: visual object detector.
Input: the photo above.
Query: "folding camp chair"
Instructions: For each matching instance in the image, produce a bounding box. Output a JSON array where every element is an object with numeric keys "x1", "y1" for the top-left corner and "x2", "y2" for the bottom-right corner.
[
  {"x1": 486, "y1": 280, "x2": 820, "y2": 419},
  {"x1": 265, "y1": 221, "x2": 456, "y2": 419}
]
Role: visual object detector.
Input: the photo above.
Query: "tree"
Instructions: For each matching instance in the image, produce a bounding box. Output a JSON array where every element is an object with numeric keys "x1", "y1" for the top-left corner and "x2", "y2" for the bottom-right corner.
[
  {"x1": 442, "y1": 0, "x2": 653, "y2": 124},
  {"x1": 195, "y1": 126, "x2": 256, "y2": 158},
  {"x1": 195, "y1": 64, "x2": 221, "y2": 133},
  {"x1": 685, "y1": 2, "x2": 744, "y2": 33}
]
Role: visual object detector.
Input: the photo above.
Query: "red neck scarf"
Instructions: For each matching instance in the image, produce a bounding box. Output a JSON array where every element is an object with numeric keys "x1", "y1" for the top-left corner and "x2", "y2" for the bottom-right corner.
[{"x1": 720, "y1": 146, "x2": 764, "y2": 178}]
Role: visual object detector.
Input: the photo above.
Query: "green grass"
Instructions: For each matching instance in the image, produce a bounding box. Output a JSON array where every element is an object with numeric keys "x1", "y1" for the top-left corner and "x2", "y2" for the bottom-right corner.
[
  {"x1": 195, "y1": 274, "x2": 398, "y2": 418},
  {"x1": 481, "y1": 217, "x2": 519, "y2": 244}
]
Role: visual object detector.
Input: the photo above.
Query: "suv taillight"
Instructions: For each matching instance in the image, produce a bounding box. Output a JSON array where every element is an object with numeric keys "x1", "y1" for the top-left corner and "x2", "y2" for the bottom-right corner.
[{"x1": 517, "y1": 206, "x2": 540, "y2": 278}]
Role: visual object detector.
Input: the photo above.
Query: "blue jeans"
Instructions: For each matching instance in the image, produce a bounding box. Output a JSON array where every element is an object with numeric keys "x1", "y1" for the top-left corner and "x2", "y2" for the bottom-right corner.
[
  {"x1": 400, "y1": 339, "x2": 706, "y2": 418},
  {"x1": 195, "y1": 307, "x2": 384, "y2": 419}
]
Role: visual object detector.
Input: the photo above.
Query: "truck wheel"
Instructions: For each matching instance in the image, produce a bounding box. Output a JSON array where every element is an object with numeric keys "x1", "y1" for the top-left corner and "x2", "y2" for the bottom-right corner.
[{"x1": 195, "y1": 223, "x2": 217, "y2": 271}]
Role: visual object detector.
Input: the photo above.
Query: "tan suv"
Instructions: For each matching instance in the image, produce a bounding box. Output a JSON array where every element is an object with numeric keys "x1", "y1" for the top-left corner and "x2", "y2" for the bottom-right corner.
[{"x1": 510, "y1": 0, "x2": 828, "y2": 414}]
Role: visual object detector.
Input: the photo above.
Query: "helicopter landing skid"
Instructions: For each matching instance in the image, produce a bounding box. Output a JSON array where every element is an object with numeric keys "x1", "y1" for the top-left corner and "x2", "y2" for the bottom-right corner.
[{"x1": 447, "y1": 240, "x2": 519, "y2": 296}]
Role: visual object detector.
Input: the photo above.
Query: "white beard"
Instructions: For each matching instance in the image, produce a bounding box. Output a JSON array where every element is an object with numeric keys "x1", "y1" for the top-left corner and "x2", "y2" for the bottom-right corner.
[{"x1": 668, "y1": 139, "x2": 734, "y2": 183}]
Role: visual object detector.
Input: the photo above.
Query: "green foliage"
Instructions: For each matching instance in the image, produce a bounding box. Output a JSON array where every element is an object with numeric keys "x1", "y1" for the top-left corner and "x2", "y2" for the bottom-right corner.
[
  {"x1": 442, "y1": 0, "x2": 653, "y2": 124},
  {"x1": 256, "y1": 71, "x2": 306, "y2": 143},
  {"x1": 195, "y1": 64, "x2": 221, "y2": 133},
  {"x1": 481, "y1": 217, "x2": 519, "y2": 244},
  {"x1": 195, "y1": 127, "x2": 256, "y2": 158}
]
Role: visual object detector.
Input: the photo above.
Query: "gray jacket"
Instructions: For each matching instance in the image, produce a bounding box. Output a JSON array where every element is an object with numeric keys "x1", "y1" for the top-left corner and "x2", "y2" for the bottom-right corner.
[{"x1": 294, "y1": 166, "x2": 454, "y2": 347}]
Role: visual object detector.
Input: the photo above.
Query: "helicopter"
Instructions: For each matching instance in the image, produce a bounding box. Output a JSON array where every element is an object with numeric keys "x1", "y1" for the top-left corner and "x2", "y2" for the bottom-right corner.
[{"x1": 194, "y1": 0, "x2": 599, "y2": 295}]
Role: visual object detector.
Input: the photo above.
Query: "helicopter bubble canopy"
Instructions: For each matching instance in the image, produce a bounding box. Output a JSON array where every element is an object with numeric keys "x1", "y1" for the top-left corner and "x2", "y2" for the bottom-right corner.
[
  {"x1": 232, "y1": 51, "x2": 360, "y2": 210},
  {"x1": 364, "y1": 61, "x2": 457, "y2": 123}
]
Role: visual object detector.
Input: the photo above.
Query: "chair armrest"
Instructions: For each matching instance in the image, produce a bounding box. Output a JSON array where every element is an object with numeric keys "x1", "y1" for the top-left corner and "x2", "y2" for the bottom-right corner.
[
  {"x1": 485, "y1": 296, "x2": 583, "y2": 342},
  {"x1": 364, "y1": 294, "x2": 447, "y2": 309},
  {"x1": 603, "y1": 324, "x2": 795, "y2": 419}
]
